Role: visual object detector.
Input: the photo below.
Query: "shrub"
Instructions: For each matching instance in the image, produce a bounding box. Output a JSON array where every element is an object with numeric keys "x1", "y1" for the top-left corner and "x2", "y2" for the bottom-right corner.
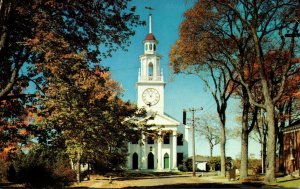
[
  {"x1": 248, "y1": 159, "x2": 262, "y2": 175},
  {"x1": 233, "y1": 158, "x2": 262, "y2": 175},
  {"x1": 7, "y1": 164, "x2": 17, "y2": 182},
  {"x1": 185, "y1": 158, "x2": 193, "y2": 171},
  {"x1": 178, "y1": 164, "x2": 188, "y2": 172},
  {"x1": 10, "y1": 146, "x2": 76, "y2": 187},
  {"x1": 232, "y1": 159, "x2": 241, "y2": 169},
  {"x1": 18, "y1": 163, "x2": 54, "y2": 187},
  {"x1": 0, "y1": 158, "x2": 8, "y2": 182},
  {"x1": 52, "y1": 162, "x2": 76, "y2": 184}
]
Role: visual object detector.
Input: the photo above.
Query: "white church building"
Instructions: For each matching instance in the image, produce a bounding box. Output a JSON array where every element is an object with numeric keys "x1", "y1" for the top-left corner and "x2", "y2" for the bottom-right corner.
[{"x1": 127, "y1": 15, "x2": 189, "y2": 171}]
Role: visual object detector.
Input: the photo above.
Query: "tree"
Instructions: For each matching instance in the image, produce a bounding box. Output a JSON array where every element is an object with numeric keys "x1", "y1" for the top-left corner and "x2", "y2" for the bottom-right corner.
[
  {"x1": 0, "y1": 0, "x2": 143, "y2": 99},
  {"x1": 0, "y1": 0, "x2": 143, "y2": 150},
  {"x1": 35, "y1": 61, "x2": 146, "y2": 182},
  {"x1": 170, "y1": 60, "x2": 235, "y2": 177},
  {"x1": 196, "y1": 114, "x2": 220, "y2": 159},
  {"x1": 233, "y1": 84, "x2": 259, "y2": 179},
  {"x1": 170, "y1": 4, "x2": 238, "y2": 177},
  {"x1": 170, "y1": 0, "x2": 300, "y2": 182},
  {"x1": 239, "y1": 94, "x2": 258, "y2": 179}
]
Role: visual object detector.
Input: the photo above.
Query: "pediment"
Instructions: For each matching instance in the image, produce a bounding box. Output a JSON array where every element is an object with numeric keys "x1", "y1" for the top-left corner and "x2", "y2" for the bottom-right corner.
[{"x1": 146, "y1": 112, "x2": 180, "y2": 127}]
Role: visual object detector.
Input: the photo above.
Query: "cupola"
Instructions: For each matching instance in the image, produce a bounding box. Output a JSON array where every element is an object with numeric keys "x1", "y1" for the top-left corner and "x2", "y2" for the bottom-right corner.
[{"x1": 144, "y1": 14, "x2": 158, "y2": 54}]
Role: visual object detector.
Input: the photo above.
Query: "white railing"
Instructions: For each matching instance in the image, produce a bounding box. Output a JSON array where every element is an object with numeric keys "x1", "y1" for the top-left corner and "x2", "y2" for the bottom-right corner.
[{"x1": 138, "y1": 75, "x2": 163, "y2": 82}]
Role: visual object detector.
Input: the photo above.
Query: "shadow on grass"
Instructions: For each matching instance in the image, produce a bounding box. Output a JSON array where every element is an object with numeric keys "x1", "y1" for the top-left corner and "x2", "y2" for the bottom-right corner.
[
  {"x1": 97, "y1": 175, "x2": 190, "y2": 181},
  {"x1": 276, "y1": 177, "x2": 300, "y2": 183},
  {"x1": 70, "y1": 182, "x2": 283, "y2": 189},
  {"x1": 123, "y1": 182, "x2": 284, "y2": 189},
  {"x1": 1, "y1": 181, "x2": 284, "y2": 189},
  {"x1": 95, "y1": 172, "x2": 188, "y2": 181}
]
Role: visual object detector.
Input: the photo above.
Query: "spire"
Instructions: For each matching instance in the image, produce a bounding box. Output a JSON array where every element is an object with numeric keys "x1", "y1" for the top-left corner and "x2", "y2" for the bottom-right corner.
[
  {"x1": 149, "y1": 14, "x2": 152, "y2": 34},
  {"x1": 145, "y1": 13, "x2": 156, "y2": 41}
]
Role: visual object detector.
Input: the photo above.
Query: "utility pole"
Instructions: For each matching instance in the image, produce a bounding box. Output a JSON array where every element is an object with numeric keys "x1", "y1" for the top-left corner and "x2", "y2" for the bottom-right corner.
[{"x1": 183, "y1": 107, "x2": 203, "y2": 177}]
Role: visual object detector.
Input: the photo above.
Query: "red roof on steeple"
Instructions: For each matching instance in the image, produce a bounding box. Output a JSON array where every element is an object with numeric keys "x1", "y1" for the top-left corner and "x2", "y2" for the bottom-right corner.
[{"x1": 145, "y1": 33, "x2": 156, "y2": 41}]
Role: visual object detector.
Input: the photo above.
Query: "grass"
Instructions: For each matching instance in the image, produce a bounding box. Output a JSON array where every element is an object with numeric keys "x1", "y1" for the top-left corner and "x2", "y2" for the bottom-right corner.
[{"x1": 274, "y1": 177, "x2": 300, "y2": 188}]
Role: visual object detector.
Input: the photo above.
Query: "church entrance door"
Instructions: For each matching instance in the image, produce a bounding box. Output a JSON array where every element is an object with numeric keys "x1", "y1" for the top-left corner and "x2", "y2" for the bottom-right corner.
[
  {"x1": 148, "y1": 152, "x2": 154, "y2": 169},
  {"x1": 164, "y1": 153, "x2": 169, "y2": 169},
  {"x1": 132, "y1": 153, "x2": 138, "y2": 169}
]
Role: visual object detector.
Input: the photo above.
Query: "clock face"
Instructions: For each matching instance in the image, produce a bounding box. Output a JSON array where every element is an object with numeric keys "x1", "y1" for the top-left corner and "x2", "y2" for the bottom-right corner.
[{"x1": 142, "y1": 88, "x2": 160, "y2": 106}]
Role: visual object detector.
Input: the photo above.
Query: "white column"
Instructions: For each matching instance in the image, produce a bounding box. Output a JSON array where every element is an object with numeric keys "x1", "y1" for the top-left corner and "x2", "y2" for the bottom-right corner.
[
  {"x1": 172, "y1": 131, "x2": 177, "y2": 170},
  {"x1": 185, "y1": 125, "x2": 190, "y2": 156},
  {"x1": 140, "y1": 134, "x2": 146, "y2": 169},
  {"x1": 157, "y1": 132, "x2": 162, "y2": 170},
  {"x1": 138, "y1": 68, "x2": 141, "y2": 81},
  {"x1": 127, "y1": 142, "x2": 131, "y2": 169}
]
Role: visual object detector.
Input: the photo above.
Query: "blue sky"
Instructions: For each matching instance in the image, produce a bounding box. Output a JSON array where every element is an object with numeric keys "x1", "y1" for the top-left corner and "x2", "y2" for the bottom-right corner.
[{"x1": 102, "y1": 0, "x2": 260, "y2": 159}]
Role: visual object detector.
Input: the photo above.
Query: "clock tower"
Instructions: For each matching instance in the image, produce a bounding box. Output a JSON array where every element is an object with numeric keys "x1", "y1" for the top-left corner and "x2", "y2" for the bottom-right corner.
[{"x1": 137, "y1": 14, "x2": 165, "y2": 114}]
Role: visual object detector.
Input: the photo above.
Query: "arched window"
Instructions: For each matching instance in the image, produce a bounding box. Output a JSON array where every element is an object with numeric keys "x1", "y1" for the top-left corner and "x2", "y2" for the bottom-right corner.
[
  {"x1": 148, "y1": 152, "x2": 154, "y2": 169},
  {"x1": 148, "y1": 63, "x2": 153, "y2": 78},
  {"x1": 145, "y1": 44, "x2": 148, "y2": 51},
  {"x1": 164, "y1": 153, "x2": 169, "y2": 169},
  {"x1": 149, "y1": 44, "x2": 152, "y2": 50},
  {"x1": 153, "y1": 44, "x2": 156, "y2": 51},
  {"x1": 132, "y1": 153, "x2": 138, "y2": 169}
]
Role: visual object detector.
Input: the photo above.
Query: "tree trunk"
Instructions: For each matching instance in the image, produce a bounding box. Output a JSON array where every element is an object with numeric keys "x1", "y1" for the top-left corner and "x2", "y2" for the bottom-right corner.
[
  {"x1": 240, "y1": 93, "x2": 250, "y2": 179},
  {"x1": 259, "y1": 110, "x2": 267, "y2": 174},
  {"x1": 278, "y1": 127, "x2": 284, "y2": 172},
  {"x1": 220, "y1": 123, "x2": 226, "y2": 177},
  {"x1": 240, "y1": 121, "x2": 249, "y2": 179},
  {"x1": 264, "y1": 102, "x2": 276, "y2": 182},
  {"x1": 262, "y1": 131, "x2": 267, "y2": 174},
  {"x1": 209, "y1": 143, "x2": 213, "y2": 159},
  {"x1": 76, "y1": 153, "x2": 81, "y2": 183}
]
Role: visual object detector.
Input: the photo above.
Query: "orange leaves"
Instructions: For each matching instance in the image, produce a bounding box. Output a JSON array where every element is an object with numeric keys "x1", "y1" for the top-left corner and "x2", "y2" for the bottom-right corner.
[
  {"x1": 45, "y1": 51, "x2": 55, "y2": 62},
  {"x1": 170, "y1": 1, "x2": 230, "y2": 75},
  {"x1": 242, "y1": 62, "x2": 260, "y2": 81},
  {"x1": 291, "y1": 57, "x2": 300, "y2": 64},
  {"x1": 0, "y1": 146, "x2": 17, "y2": 159},
  {"x1": 18, "y1": 129, "x2": 28, "y2": 136},
  {"x1": 62, "y1": 53, "x2": 83, "y2": 60},
  {"x1": 84, "y1": 69, "x2": 122, "y2": 102}
]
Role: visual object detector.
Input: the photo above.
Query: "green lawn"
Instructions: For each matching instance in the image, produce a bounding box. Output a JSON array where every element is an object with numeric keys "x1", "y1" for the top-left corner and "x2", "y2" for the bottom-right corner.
[{"x1": 275, "y1": 178, "x2": 300, "y2": 188}]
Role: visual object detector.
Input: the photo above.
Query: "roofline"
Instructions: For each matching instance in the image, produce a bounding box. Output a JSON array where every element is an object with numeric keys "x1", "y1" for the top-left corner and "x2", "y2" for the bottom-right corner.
[
  {"x1": 164, "y1": 112, "x2": 181, "y2": 123},
  {"x1": 136, "y1": 82, "x2": 166, "y2": 86},
  {"x1": 143, "y1": 39, "x2": 159, "y2": 44}
]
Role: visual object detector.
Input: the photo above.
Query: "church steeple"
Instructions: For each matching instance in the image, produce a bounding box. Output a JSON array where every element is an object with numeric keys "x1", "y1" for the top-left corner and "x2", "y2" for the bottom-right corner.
[
  {"x1": 137, "y1": 13, "x2": 165, "y2": 113},
  {"x1": 138, "y1": 14, "x2": 163, "y2": 83}
]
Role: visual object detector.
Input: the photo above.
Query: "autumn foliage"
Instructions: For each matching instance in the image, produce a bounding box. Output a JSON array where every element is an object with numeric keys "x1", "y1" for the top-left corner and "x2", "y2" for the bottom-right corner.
[
  {"x1": 170, "y1": 0, "x2": 300, "y2": 182},
  {"x1": 0, "y1": 0, "x2": 145, "y2": 185}
]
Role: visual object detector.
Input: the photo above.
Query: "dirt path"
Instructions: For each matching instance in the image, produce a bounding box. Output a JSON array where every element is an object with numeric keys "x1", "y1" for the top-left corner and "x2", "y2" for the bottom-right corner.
[
  {"x1": 71, "y1": 174, "x2": 263, "y2": 188},
  {"x1": 90, "y1": 175, "x2": 205, "y2": 188}
]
